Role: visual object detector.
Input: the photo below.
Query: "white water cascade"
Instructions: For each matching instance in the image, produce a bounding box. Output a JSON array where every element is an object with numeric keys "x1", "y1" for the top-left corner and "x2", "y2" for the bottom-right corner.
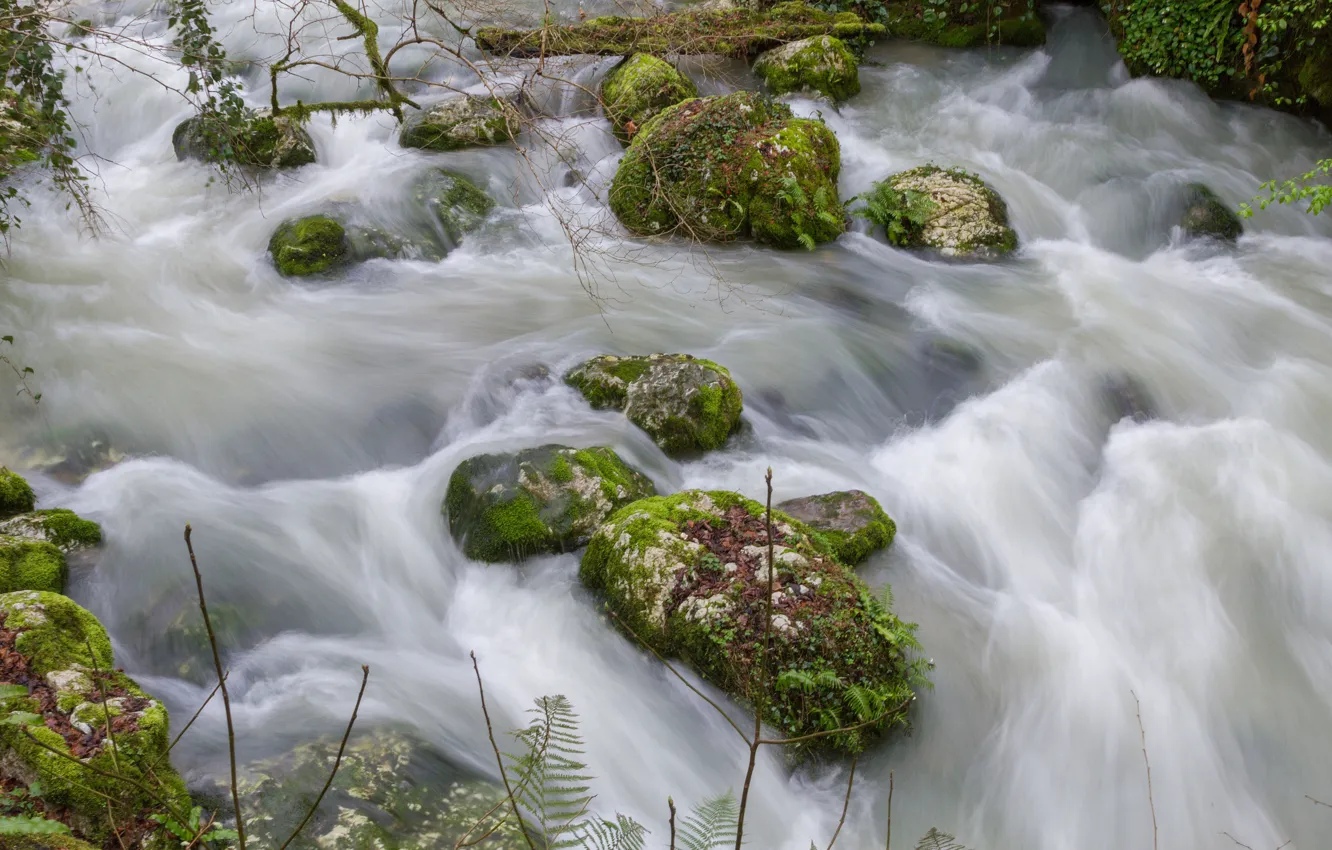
[{"x1": 3, "y1": 3, "x2": 1332, "y2": 848}]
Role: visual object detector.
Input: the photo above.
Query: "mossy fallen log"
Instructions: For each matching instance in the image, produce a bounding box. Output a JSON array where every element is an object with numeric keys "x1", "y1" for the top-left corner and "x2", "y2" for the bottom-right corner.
[{"x1": 474, "y1": 3, "x2": 886, "y2": 59}]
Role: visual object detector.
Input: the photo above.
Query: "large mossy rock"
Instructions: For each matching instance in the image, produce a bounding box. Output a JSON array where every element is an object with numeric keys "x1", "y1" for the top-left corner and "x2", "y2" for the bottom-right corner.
[
  {"x1": 775, "y1": 490, "x2": 895, "y2": 566},
  {"x1": 609, "y1": 91, "x2": 844, "y2": 248},
  {"x1": 753, "y1": 35, "x2": 860, "y2": 101},
  {"x1": 445, "y1": 445, "x2": 656, "y2": 563},
  {"x1": 581, "y1": 491, "x2": 925, "y2": 755},
  {"x1": 239, "y1": 730, "x2": 525, "y2": 850},
  {"x1": 0, "y1": 510, "x2": 102, "y2": 554},
  {"x1": 0, "y1": 466, "x2": 36, "y2": 516},
  {"x1": 172, "y1": 110, "x2": 316, "y2": 168},
  {"x1": 268, "y1": 215, "x2": 348, "y2": 277},
  {"x1": 475, "y1": 3, "x2": 886, "y2": 58},
  {"x1": 1179, "y1": 183, "x2": 1242, "y2": 241},
  {"x1": 0, "y1": 536, "x2": 67, "y2": 593},
  {"x1": 564, "y1": 354, "x2": 743, "y2": 456},
  {"x1": 876, "y1": 165, "x2": 1017, "y2": 257},
  {"x1": 601, "y1": 54, "x2": 698, "y2": 144},
  {"x1": 413, "y1": 168, "x2": 495, "y2": 245},
  {"x1": 0, "y1": 591, "x2": 189, "y2": 843},
  {"x1": 399, "y1": 95, "x2": 520, "y2": 151}
]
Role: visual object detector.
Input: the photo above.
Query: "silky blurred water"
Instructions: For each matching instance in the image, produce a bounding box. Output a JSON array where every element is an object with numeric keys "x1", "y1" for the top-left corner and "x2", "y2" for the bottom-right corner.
[{"x1": 3, "y1": 3, "x2": 1332, "y2": 848}]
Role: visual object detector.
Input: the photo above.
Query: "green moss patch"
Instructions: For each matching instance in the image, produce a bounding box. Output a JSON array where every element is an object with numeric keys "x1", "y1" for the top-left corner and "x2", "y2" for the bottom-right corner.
[
  {"x1": 880, "y1": 1, "x2": 1045, "y2": 48},
  {"x1": 445, "y1": 444, "x2": 656, "y2": 562},
  {"x1": 861, "y1": 164, "x2": 1017, "y2": 257},
  {"x1": 753, "y1": 35, "x2": 861, "y2": 101},
  {"x1": 581, "y1": 490, "x2": 929, "y2": 756},
  {"x1": 172, "y1": 111, "x2": 316, "y2": 168},
  {"x1": 0, "y1": 467, "x2": 36, "y2": 517},
  {"x1": 475, "y1": 4, "x2": 886, "y2": 58},
  {"x1": 0, "y1": 537, "x2": 67, "y2": 593},
  {"x1": 564, "y1": 354, "x2": 744, "y2": 456},
  {"x1": 1179, "y1": 183, "x2": 1242, "y2": 241},
  {"x1": 413, "y1": 168, "x2": 495, "y2": 244},
  {"x1": 601, "y1": 54, "x2": 698, "y2": 144},
  {"x1": 268, "y1": 215, "x2": 349, "y2": 277},
  {"x1": 0, "y1": 509, "x2": 102, "y2": 554},
  {"x1": 776, "y1": 490, "x2": 895, "y2": 566},
  {"x1": 400, "y1": 95, "x2": 519, "y2": 151},
  {"x1": 608, "y1": 91, "x2": 845, "y2": 249}
]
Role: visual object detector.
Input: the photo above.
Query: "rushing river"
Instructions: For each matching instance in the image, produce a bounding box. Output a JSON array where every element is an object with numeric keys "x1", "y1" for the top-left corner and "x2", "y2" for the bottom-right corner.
[{"x1": 4, "y1": 3, "x2": 1332, "y2": 848}]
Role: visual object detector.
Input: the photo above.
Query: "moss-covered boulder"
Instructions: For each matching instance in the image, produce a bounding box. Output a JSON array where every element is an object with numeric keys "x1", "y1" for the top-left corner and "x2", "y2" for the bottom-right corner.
[
  {"x1": 753, "y1": 35, "x2": 860, "y2": 101},
  {"x1": 601, "y1": 54, "x2": 698, "y2": 144},
  {"x1": 564, "y1": 354, "x2": 743, "y2": 456},
  {"x1": 0, "y1": 592, "x2": 189, "y2": 843},
  {"x1": 239, "y1": 730, "x2": 525, "y2": 850},
  {"x1": 399, "y1": 95, "x2": 520, "y2": 151},
  {"x1": 872, "y1": 165, "x2": 1017, "y2": 257},
  {"x1": 267, "y1": 215, "x2": 348, "y2": 277},
  {"x1": 1179, "y1": 183, "x2": 1242, "y2": 241},
  {"x1": 475, "y1": 3, "x2": 886, "y2": 58},
  {"x1": 445, "y1": 445, "x2": 655, "y2": 563},
  {"x1": 0, "y1": 510, "x2": 102, "y2": 554},
  {"x1": 609, "y1": 91, "x2": 844, "y2": 248},
  {"x1": 775, "y1": 490, "x2": 895, "y2": 566},
  {"x1": 0, "y1": 537, "x2": 67, "y2": 593},
  {"x1": 172, "y1": 110, "x2": 316, "y2": 168},
  {"x1": 581, "y1": 491, "x2": 926, "y2": 754},
  {"x1": 413, "y1": 168, "x2": 495, "y2": 245},
  {"x1": 0, "y1": 467, "x2": 35, "y2": 516},
  {"x1": 4, "y1": 834, "x2": 101, "y2": 850}
]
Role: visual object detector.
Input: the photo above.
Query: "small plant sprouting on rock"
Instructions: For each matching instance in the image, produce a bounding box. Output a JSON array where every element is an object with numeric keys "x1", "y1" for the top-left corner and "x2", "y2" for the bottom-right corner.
[{"x1": 854, "y1": 181, "x2": 939, "y2": 246}]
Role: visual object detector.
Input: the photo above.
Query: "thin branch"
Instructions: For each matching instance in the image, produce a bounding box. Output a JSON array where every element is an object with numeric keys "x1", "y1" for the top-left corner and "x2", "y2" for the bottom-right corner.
[
  {"x1": 184, "y1": 523, "x2": 246, "y2": 850},
  {"x1": 277, "y1": 664, "x2": 370, "y2": 850},
  {"x1": 755, "y1": 699, "x2": 911, "y2": 746},
  {"x1": 825, "y1": 757, "x2": 857, "y2": 850},
  {"x1": 1309, "y1": 796, "x2": 1332, "y2": 809},
  {"x1": 1131, "y1": 691, "x2": 1158, "y2": 850},
  {"x1": 885, "y1": 770, "x2": 893, "y2": 850},
  {"x1": 668, "y1": 796, "x2": 677, "y2": 850},
  {"x1": 470, "y1": 651, "x2": 539, "y2": 850}
]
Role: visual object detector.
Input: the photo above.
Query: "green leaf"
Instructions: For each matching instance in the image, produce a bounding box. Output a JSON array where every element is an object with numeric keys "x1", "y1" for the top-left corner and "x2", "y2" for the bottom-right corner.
[
  {"x1": 2, "y1": 712, "x2": 44, "y2": 726},
  {"x1": 0, "y1": 815, "x2": 72, "y2": 835},
  {"x1": 0, "y1": 684, "x2": 29, "y2": 699},
  {"x1": 1, "y1": 336, "x2": 12, "y2": 344}
]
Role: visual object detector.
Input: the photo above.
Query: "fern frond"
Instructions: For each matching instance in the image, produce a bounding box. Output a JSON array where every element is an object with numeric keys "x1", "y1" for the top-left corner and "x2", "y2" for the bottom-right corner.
[
  {"x1": 575, "y1": 813, "x2": 647, "y2": 850},
  {"x1": 678, "y1": 791, "x2": 739, "y2": 850},
  {"x1": 505, "y1": 695, "x2": 595, "y2": 849},
  {"x1": 914, "y1": 827, "x2": 970, "y2": 850},
  {"x1": 844, "y1": 684, "x2": 883, "y2": 721},
  {"x1": 778, "y1": 669, "x2": 817, "y2": 692},
  {"x1": 798, "y1": 232, "x2": 816, "y2": 250},
  {"x1": 814, "y1": 669, "x2": 844, "y2": 689}
]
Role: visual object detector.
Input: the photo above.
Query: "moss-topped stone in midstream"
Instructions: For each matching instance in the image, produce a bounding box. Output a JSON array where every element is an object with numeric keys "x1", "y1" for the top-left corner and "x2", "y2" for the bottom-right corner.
[
  {"x1": 875, "y1": 164, "x2": 1018, "y2": 258},
  {"x1": 0, "y1": 509, "x2": 102, "y2": 554},
  {"x1": 564, "y1": 354, "x2": 744, "y2": 456},
  {"x1": 238, "y1": 729, "x2": 525, "y2": 850},
  {"x1": 172, "y1": 110, "x2": 316, "y2": 168},
  {"x1": 399, "y1": 94, "x2": 521, "y2": 151},
  {"x1": 753, "y1": 35, "x2": 861, "y2": 101},
  {"x1": 445, "y1": 445, "x2": 656, "y2": 563},
  {"x1": 776, "y1": 490, "x2": 895, "y2": 566},
  {"x1": 413, "y1": 168, "x2": 496, "y2": 245},
  {"x1": 609, "y1": 91, "x2": 845, "y2": 248},
  {"x1": 580, "y1": 490, "x2": 928, "y2": 755},
  {"x1": 601, "y1": 54, "x2": 698, "y2": 145},
  {"x1": 475, "y1": 3, "x2": 886, "y2": 58},
  {"x1": 268, "y1": 215, "x2": 349, "y2": 277},
  {"x1": 1179, "y1": 183, "x2": 1243, "y2": 241},
  {"x1": 0, "y1": 466, "x2": 36, "y2": 516},
  {"x1": 0, "y1": 591, "x2": 189, "y2": 843}
]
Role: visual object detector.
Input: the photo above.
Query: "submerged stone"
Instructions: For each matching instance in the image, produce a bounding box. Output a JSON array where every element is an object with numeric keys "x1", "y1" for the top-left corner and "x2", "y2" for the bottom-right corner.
[
  {"x1": 239, "y1": 730, "x2": 526, "y2": 850},
  {"x1": 776, "y1": 490, "x2": 895, "y2": 565},
  {"x1": 581, "y1": 490, "x2": 927, "y2": 755},
  {"x1": 399, "y1": 95, "x2": 520, "y2": 151},
  {"x1": 413, "y1": 168, "x2": 496, "y2": 245},
  {"x1": 1179, "y1": 183, "x2": 1242, "y2": 241},
  {"x1": 268, "y1": 215, "x2": 348, "y2": 277},
  {"x1": 564, "y1": 354, "x2": 744, "y2": 456},
  {"x1": 753, "y1": 35, "x2": 860, "y2": 101},
  {"x1": 445, "y1": 445, "x2": 656, "y2": 563},
  {"x1": 609, "y1": 91, "x2": 845, "y2": 248},
  {"x1": 0, "y1": 591, "x2": 188, "y2": 844},
  {"x1": 173, "y1": 110, "x2": 316, "y2": 168},
  {"x1": 0, "y1": 509, "x2": 102, "y2": 554},
  {"x1": 871, "y1": 165, "x2": 1017, "y2": 258},
  {"x1": 3, "y1": 432, "x2": 128, "y2": 485},
  {"x1": 601, "y1": 53, "x2": 698, "y2": 144}
]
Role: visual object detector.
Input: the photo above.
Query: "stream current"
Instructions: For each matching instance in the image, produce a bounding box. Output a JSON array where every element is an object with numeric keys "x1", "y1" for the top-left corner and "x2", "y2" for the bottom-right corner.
[{"x1": 3, "y1": 4, "x2": 1332, "y2": 848}]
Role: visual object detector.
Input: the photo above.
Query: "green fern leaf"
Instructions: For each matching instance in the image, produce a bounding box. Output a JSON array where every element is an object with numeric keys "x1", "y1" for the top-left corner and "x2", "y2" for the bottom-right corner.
[
  {"x1": 798, "y1": 232, "x2": 816, "y2": 251},
  {"x1": 0, "y1": 816, "x2": 73, "y2": 835},
  {"x1": 506, "y1": 695, "x2": 596, "y2": 849},
  {"x1": 914, "y1": 827, "x2": 970, "y2": 850},
  {"x1": 575, "y1": 813, "x2": 647, "y2": 850},
  {"x1": 678, "y1": 791, "x2": 739, "y2": 850}
]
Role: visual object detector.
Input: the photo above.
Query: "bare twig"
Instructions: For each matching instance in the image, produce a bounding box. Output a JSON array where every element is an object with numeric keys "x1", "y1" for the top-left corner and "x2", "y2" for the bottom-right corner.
[
  {"x1": 152, "y1": 673, "x2": 227, "y2": 771},
  {"x1": 471, "y1": 651, "x2": 539, "y2": 850},
  {"x1": 184, "y1": 523, "x2": 246, "y2": 850},
  {"x1": 885, "y1": 770, "x2": 893, "y2": 850},
  {"x1": 825, "y1": 757, "x2": 857, "y2": 850},
  {"x1": 1309, "y1": 795, "x2": 1332, "y2": 809},
  {"x1": 277, "y1": 664, "x2": 370, "y2": 850},
  {"x1": 1131, "y1": 691, "x2": 1158, "y2": 850},
  {"x1": 668, "y1": 796, "x2": 677, "y2": 850}
]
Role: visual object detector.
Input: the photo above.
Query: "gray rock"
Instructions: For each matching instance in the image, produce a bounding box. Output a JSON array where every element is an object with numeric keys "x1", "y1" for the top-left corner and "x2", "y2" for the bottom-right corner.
[
  {"x1": 776, "y1": 490, "x2": 895, "y2": 565},
  {"x1": 399, "y1": 94, "x2": 521, "y2": 151}
]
